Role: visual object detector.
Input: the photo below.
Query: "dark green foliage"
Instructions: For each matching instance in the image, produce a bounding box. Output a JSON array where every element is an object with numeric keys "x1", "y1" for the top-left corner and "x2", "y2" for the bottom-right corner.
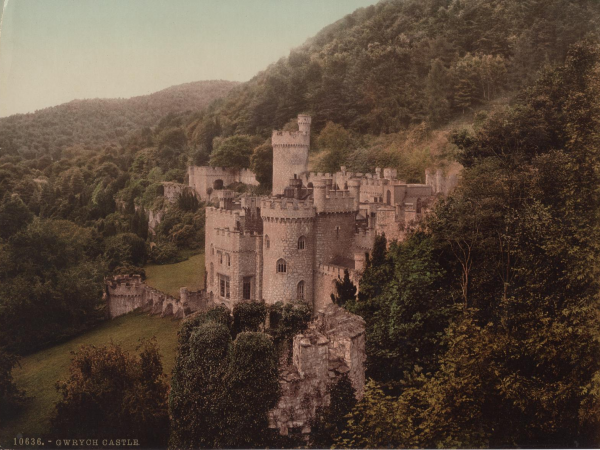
[
  {"x1": 177, "y1": 190, "x2": 200, "y2": 212},
  {"x1": 129, "y1": 205, "x2": 148, "y2": 240},
  {"x1": 0, "y1": 350, "x2": 26, "y2": 426},
  {"x1": 344, "y1": 42, "x2": 600, "y2": 447},
  {"x1": 103, "y1": 233, "x2": 147, "y2": 271},
  {"x1": 224, "y1": 332, "x2": 281, "y2": 448},
  {"x1": 309, "y1": 374, "x2": 357, "y2": 448},
  {"x1": 209, "y1": 135, "x2": 257, "y2": 170},
  {"x1": 51, "y1": 341, "x2": 170, "y2": 448},
  {"x1": 330, "y1": 269, "x2": 357, "y2": 307},
  {"x1": 232, "y1": 301, "x2": 267, "y2": 336},
  {"x1": 250, "y1": 140, "x2": 273, "y2": 189},
  {"x1": 170, "y1": 309, "x2": 280, "y2": 449},
  {"x1": 267, "y1": 301, "x2": 312, "y2": 350},
  {"x1": 0, "y1": 219, "x2": 105, "y2": 355},
  {"x1": 0, "y1": 194, "x2": 33, "y2": 240}
]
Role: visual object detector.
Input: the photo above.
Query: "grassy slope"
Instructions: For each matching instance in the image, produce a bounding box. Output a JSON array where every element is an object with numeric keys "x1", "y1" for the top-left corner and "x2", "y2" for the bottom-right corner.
[
  {"x1": 0, "y1": 312, "x2": 180, "y2": 445},
  {"x1": 145, "y1": 253, "x2": 205, "y2": 298}
]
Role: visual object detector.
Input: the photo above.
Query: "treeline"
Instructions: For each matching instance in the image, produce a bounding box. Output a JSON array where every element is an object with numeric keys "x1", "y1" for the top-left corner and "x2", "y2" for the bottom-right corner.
[
  {"x1": 0, "y1": 80, "x2": 238, "y2": 159},
  {"x1": 186, "y1": 0, "x2": 600, "y2": 142},
  {"x1": 330, "y1": 41, "x2": 600, "y2": 448},
  {"x1": 0, "y1": 109, "x2": 213, "y2": 360}
]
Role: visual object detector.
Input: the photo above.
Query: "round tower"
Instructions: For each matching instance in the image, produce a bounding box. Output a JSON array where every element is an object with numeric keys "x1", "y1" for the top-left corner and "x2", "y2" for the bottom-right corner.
[
  {"x1": 272, "y1": 114, "x2": 311, "y2": 196},
  {"x1": 261, "y1": 199, "x2": 315, "y2": 306},
  {"x1": 348, "y1": 179, "x2": 361, "y2": 211}
]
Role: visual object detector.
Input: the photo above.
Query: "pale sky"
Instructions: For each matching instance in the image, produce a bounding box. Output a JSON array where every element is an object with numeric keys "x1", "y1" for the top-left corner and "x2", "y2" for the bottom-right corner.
[{"x1": 0, "y1": 0, "x2": 378, "y2": 118}]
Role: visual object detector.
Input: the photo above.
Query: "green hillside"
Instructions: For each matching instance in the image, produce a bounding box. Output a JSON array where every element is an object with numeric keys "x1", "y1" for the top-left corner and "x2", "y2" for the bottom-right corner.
[
  {"x1": 0, "y1": 80, "x2": 238, "y2": 158},
  {"x1": 187, "y1": 0, "x2": 600, "y2": 142},
  {"x1": 0, "y1": 312, "x2": 180, "y2": 446}
]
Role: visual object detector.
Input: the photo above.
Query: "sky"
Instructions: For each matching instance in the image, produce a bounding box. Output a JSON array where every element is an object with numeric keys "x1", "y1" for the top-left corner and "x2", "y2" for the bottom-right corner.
[{"x1": 0, "y1": 0, "x2": 378, "y2": 118}]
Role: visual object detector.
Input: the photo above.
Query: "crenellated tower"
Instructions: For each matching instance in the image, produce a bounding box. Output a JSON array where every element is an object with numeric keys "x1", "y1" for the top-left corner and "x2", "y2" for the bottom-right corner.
[{"x1": 272, "y1": 114, "x2": 311, "y2": 195}]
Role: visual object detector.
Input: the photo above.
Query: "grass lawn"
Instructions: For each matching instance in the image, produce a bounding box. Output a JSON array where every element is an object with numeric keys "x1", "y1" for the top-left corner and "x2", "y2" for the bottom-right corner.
[
  {"x1": 0, "y1": 312, "x2": 180, "y2": 446},
  {"x1": 145, "y1": 252, "x2": 205, "y2": 298}
]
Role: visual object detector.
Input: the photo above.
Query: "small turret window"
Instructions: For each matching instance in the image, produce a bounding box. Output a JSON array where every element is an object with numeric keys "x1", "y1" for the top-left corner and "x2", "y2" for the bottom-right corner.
[
  {"x1": 298, "y1": 236, "x2": 306, "y2": 250},
  {"x1": 265, "y1": 235, "x2": 270, "y2": 249},
  {"x1": 277, "y1": 259, "x2": 287, "y2": 273},
  {"x1": 297, "y1": 281, "x2": 305, "y2": 300}
]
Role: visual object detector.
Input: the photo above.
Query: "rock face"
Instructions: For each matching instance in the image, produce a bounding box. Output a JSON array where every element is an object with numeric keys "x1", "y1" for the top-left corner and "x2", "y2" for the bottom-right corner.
[{"x1": 269, "y1": 304, "x2": 366, "y2": 436}]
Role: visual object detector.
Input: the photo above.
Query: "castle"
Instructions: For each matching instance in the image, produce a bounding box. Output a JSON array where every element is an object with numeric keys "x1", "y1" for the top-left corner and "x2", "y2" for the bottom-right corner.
[{"x1": 194, "y1": 114, "x2": 457, "y2": 313}]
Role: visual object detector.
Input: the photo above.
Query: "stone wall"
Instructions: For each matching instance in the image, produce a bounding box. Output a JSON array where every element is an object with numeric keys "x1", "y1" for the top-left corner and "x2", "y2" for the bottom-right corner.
[
  {"x1": 188, "y1": 166, "x2": 258, "y2": 200},
  {"x1": 269, "y1": 304, "x2": 366, "y2": 436},
  {"x1": 314, "y1": 264, "x2": 361, "y2": 313},
  {"x1": 104, "y1": 275, "x2": 211, "y2": 319}
]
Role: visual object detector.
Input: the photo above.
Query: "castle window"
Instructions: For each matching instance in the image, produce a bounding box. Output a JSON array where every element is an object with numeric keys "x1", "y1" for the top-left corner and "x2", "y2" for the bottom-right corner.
[
  {"x1": 218, "y1": 251, "x2": 223, "y2": 264},
  {"x1": 210, "y1": 263, "x2": 214, "y2": 285},
  {"x1": 298, "y1": 236, "x2": 306, "y2": 250},
  {"x1": 219, "y1": 274, "x2": 230, "y2": 298},
  {"x1": 297, "y1": 281, "x2": 305, "y2": 300},
  {"x1": 243, "y1": 277, "x2": 252, "y2": 300},
  {"x1": 211, "y1": 244, "x2": 214, "y2": 256},
  {"x1": 386, "y1": 190, "x2": 391, "y2": 205},
  {"x1": 265, "y1": 235, "x2": 270, "y2": 249},
  {"x1": 336, "y1": 226, "x2": 340, "y2": 239},
  {"x1": 276, "y1": 259, "x2": 287, "y2": 273},
  {"x1": 226, "y1": 253, "x2": 231, "y2": 267}
]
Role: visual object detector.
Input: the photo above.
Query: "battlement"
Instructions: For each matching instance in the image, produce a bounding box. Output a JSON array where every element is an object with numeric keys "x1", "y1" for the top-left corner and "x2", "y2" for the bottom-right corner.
[
  {"x1": 318, "y1": 193, "x2": 356, "y2": 214},
  {"x1": 260, "y1": 198, "x2": 316, "y2": 220},
  {"x1": 272, "y1": 130, "x2": 311, "y2": 147}
]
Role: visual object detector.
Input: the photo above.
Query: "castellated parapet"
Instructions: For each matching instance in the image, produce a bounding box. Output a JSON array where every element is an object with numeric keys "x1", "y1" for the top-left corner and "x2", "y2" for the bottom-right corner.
[{"x1": 103, "y1": 275, "x2": 210, "y2": 319}]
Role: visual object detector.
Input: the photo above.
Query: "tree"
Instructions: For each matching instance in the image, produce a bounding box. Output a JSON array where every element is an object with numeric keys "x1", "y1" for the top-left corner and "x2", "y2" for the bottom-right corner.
[
  {"x1": 51, "y1": 341, "x2": 170, "y2": 448},
  {"x1": 209, "y1": 135, "x2": 255, "y2": 170},
  {"x1": 425, "y1": 59, "x2": 451, "y2": 125},
  {"x1": 0, "y1": 350, "x2": 26, "y2": 426},
  {"x1": 0, "y1": 194, "x2": 33, "y2": 240},
  {"x1": 170, "y1": 308, "x2": 281, "y2": 448},
  {"x1": 250, "y1": 140, "x2": 273, "y2": 189},
  {"x1": 331, "y1": 269, "x2": 357, "y2": 307},
  {"x1": 310, "y1": 374, "x2": 357, "y2": 448}
]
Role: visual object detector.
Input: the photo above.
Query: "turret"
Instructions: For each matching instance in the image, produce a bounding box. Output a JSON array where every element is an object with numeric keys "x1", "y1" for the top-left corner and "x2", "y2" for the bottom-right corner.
[
  {"x1": 348, "y1": 179, "x2": 361, "y2": 211},
  {"x1": 272, "y1": 114, "x2": 311, "y2": 195},
  {"x1": 298, "y1": 114, "x2": 312, "y2": 134},
  {"x1": 313, "y1": 179, "x2": 327, "y2": 212}
]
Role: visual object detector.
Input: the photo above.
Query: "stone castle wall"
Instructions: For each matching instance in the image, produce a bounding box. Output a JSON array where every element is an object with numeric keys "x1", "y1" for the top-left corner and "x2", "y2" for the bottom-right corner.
[
  {"x1": 314, "y1": 264, "x2": 361, "y2": 313},
  {"x1": 188, "y1": 166, "x2": 258, "y2": 200},
  {"x1": 104, "y1": 275, "x2": 210, "y2": 319},
  {"x1": 269, "y1": 304, "x2": 366, "y2": 436}
]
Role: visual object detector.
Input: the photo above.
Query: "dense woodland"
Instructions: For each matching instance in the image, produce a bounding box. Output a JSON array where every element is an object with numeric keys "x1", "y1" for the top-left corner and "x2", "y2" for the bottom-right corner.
[{"x1": 2, "y1": 0, "x2": 600, "y2": 447}]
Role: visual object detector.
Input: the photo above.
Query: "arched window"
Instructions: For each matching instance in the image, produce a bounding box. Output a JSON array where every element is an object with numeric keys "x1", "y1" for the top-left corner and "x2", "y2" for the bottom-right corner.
[
  {"x1": 218, "y1": 251, "x2": 223, "y2": 264},
  {"x1": 226, "y1": 253, "x2": 231, "y2": 267},
  {"x1": 210, "y1": 244, "x2": 214, "y2": 255},
  {"x1": 298, "y1": 236, "x2": 306, "y2": 250},
  {"x1": 386, "y1": 190, "x2": 392, "y2": 205},
  {"x1": 210, "y1": 263, "x2": 214, "y2": 285},
  {"x1": 265, "y1": 235, "x2": 270, "y2": 249},
  {"x1": 297, "y1": 281, "x2": 305, "y2": 300},
  {"x1": 276, "y1": 258, "x2": 287, "y2": 273}
]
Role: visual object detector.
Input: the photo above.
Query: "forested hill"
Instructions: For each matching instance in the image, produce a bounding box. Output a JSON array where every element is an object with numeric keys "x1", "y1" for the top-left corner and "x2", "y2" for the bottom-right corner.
[
  {"x1": 189, "y1": 0, "x2": 600, "y2": 142},
  {"x1": 0, "y1": 80, "x2": 239, "y2": 158}
]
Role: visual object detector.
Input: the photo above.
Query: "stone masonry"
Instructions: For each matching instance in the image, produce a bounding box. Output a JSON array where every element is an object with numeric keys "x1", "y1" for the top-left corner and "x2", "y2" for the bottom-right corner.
[
  {"x1": 103, "y1": 274, "x2": 210, "y2": 319},
  {"x1": 196, "y1": 114, "x2": 458, "y2": 312},
  {"x1": 269, "y1": 303, "x2": 366, "y2": 436}
]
